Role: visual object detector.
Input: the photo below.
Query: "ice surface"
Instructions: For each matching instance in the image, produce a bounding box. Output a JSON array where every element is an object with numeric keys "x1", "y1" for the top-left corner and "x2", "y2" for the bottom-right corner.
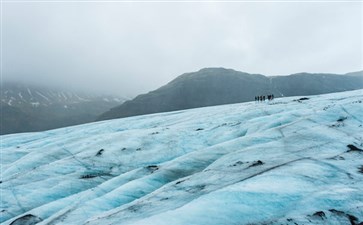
[{"x1": 1, "y1": 90, "x2": 363, "y2": 225}]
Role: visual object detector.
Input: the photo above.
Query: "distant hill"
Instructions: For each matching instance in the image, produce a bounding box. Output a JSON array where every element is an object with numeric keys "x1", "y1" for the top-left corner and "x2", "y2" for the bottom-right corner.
[
  {"x1": 98, "y1": 68, "x2": 363, "y2": 121},
  {"x1": 1, "y1": 82, "x2": 127, "y2": 135}
]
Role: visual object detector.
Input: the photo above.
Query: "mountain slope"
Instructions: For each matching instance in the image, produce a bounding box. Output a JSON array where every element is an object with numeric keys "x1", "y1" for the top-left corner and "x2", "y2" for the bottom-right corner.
[
  {"x1": 0, "y1": 82, "x2": 127, "y2": 134},
  {"x1": 98, "y1": 68, "x2": 363, "y2": 121},
  {"x1": 270, "y1": 72, "x2": 363, "y2": 96},
  {"x1": 1, "y1": 90, "x2": 363, "y2": 225}
]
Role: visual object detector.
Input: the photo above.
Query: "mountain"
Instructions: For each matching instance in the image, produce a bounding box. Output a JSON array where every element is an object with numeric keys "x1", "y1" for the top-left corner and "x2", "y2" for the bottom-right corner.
[
  {"x1": 1, "y1": 90, "x2": 363, "y2": 225},
  {"x1": 98, "y1": 68, "x2": 363, "y2": 121},
  {"x1": 1, "y1": 82, "x2": 127, "y2": 135}
]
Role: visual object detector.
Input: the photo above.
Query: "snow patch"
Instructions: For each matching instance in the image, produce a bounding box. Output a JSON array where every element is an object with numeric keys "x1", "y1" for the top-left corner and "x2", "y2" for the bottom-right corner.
[{"x1": 36, "y1": 91, "x2": 50, "y2": 102}]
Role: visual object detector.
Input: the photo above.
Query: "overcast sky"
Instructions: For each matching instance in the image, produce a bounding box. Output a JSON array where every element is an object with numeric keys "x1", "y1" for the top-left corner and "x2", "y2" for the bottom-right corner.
[{"x1": 2, "y1": 1, "x2": 362, "y2": 97}]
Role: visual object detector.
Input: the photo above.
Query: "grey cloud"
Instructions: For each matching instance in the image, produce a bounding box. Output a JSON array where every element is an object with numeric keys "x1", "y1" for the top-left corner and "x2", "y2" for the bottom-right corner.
[{"x1": 2, "y1": 2, "x2": 362, "y2": 96}]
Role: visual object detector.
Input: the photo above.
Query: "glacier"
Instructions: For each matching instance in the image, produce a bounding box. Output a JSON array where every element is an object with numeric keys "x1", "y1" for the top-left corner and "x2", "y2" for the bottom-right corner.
[{"x1": 1, "y1": 90, "x2": 363, "y2": 225}]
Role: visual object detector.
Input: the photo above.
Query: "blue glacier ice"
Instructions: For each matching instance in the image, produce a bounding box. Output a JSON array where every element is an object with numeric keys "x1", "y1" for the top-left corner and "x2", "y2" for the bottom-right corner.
[{"x1": 1, "y1": 90, "x2": 363, "y2": 225}]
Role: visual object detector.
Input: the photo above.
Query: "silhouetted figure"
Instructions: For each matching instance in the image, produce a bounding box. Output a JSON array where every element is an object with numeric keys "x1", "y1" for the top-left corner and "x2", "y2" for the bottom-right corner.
[
  {"x1": 256, "y1": 94, "x2": 274, "y2": 103},
  {"x1": 266, "y1": 94, "x2": 274, "y2": 101},
  {"x1": 271, "y1": 94, "x2": 274, "y2": 100}
]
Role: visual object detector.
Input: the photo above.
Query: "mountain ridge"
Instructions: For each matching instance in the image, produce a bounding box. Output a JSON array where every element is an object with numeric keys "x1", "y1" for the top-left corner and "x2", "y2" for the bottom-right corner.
[
  {"x1": 98, "y1": 68, "x2": 363, "y2": 121},
  {"x1": 1, "y1": 82, "x2": 127, "y2": 135}
]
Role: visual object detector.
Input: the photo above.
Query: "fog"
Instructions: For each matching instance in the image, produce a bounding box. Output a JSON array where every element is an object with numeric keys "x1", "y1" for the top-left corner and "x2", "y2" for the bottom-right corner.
[{"x1": 2, "y1": 1, "x2": 362, "y2": 97}]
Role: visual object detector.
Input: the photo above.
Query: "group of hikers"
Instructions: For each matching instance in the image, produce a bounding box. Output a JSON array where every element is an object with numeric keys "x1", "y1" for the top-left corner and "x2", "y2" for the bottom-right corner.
[{"x1": 255, "y1": 94, "x2": 274, "y2": 102}]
